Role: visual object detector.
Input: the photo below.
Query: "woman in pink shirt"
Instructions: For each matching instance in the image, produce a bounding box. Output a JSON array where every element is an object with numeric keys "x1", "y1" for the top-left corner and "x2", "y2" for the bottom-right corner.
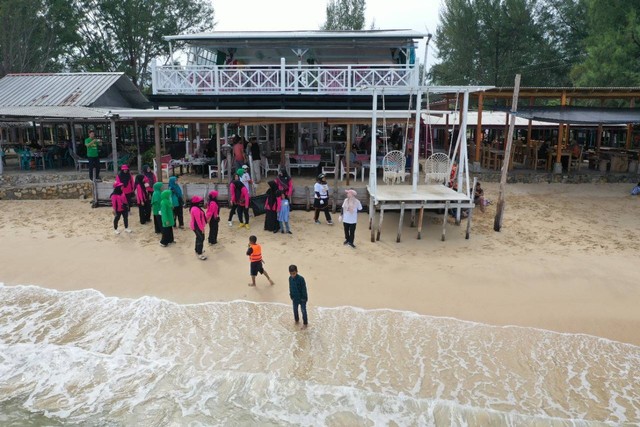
[
  {"x1": 111, "y1": 182, "x2": 130, "y2": 235},
  {"x1": 190, "y1": 195, "x2": 207, "y2": 260},
  {"x1": 206, "y1": 190, "x2": 220, "y2": 245}
]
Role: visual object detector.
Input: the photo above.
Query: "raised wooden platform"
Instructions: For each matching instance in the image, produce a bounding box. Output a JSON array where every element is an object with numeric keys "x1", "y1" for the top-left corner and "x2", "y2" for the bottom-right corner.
[{"x1": 367, "y1": 183, "x2": 475, "y2": 243}]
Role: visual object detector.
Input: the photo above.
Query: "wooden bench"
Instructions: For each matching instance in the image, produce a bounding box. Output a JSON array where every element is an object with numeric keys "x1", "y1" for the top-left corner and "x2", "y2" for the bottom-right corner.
[{"x1": 287, "y1": 154, "x2": 321, "y2": 175}]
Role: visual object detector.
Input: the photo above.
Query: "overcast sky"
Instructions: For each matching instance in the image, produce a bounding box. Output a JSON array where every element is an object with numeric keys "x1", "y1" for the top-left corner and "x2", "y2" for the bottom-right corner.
[{"x1": 211, "y1": 0, "x2": 442, "y2": 65}]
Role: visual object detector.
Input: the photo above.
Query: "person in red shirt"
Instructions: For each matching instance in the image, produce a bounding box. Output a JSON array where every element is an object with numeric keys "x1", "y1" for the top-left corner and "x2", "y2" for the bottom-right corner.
[{"x1": 232, "y1": 135, "x2": 246, "y2": 170}]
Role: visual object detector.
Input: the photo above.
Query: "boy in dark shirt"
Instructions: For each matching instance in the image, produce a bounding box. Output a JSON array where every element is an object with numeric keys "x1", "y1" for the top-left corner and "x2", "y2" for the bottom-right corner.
[{"x1": 288, "y1": 264, "x2": 308, "y2": 328}]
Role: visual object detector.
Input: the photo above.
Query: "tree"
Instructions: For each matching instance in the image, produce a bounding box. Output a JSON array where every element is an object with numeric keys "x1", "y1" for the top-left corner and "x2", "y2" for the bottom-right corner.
[
  {"x1": 431, "y1": 0, "x2": 586, "y2": 87},
  {"x1": 0, "y1": 0, "x2": 79, "y2": 77},
  {"x1": 70, "y1": 0, "x2": 214, "y2": 89},
  {"x1": 571, "y1": 0, "x2": 640, "y2": 86},
  {"x1": 321, "y1": 0, "x2": 366, "y2": 31}
]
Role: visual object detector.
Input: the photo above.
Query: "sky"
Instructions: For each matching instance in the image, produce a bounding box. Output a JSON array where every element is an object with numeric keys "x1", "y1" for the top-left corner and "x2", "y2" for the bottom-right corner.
[{"x1": 211, "y1": 0, "x2": 443, "y2": 66}]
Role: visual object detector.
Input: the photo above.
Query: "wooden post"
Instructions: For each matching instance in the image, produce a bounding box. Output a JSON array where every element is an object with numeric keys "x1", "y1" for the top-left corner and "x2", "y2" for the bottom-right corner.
[
  {"x1": 110, "y1": 118, "x2": 118, "y2": 172},
  {"x1": 134, "y1": 120, "x2": 141, "y2": 172},
  {"x1": 442, "y1": 201, "x2": 449, "y2": 241},
  {"x1": 596, "y1": 124, "x2": 603, "y2": 155},
  {"x1": 280, "y1": 123, "x2": 286, "y2": 166},
  {"x1": 345, "y1": 124, "x2": 351, "y2": 186},
  {"x1": 305, "y1": 186, "x2": 310, "y2": 211},
  {"x1": 417, "y1": 206, "x2": 424, "y2": 239},
  {"x1": 527, "y1": 97, "x2": 534, "y2": 147},
  {"x1": 397, "y1": 202, "x2": 405, "y2": 243},
  {"x1": 466, "y1": 177, "x2": 477, "y2": 239},
  {"x1": 626, "y1": 124, "x2": 633, "y2": 149},
  {"x1": 377, "y1": 206, "x2": 384, "y2": 241},
  {"x1": 494, "y1": 74, "x2": 521, "y2": 232},
  {"x1": 410, "y1": 209, "x2": 415, "y2": 227},
  {"x1": 369, "y1": 195, "x2": 376, "y2": 242},
  {"x1": 554, "y1": 91, "x2": 567, "y2": 173},
  {"x1": 154, "y1": 121, "x2": 162, "y2": 182},
  {"x1": 216, "y1": 123, "x2": 222, "y2": 183},
  {"x1": 475, "y1": 93, "x2": 483, "y2": 167}
]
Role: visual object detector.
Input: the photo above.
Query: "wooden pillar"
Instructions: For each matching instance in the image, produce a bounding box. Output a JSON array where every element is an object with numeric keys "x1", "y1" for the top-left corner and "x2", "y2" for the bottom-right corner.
[
  {"x1": 154, "y1": 121, "x2": 162, "y2": 182},
  {"x1": 596, "y1": 124, "x2": 603, "y2": 155},
  {"x1": 345, "y1": 124, "x2": 351, "y2": 186},
  {"x1": 554, "y1": 91, "x2": 567, "y2": 173},
  {"x1": 110, "y1": 119, "x2": 118, "y2": 172},
  {"x1": 444, "y1": 113, "x2": 450, "y2": 152},
  {"x1": 526, "y1": 97, "x2": 534, "y2": 146},
  {"x1": 215, "y1": 123, "x2": 222, "y2": 183},
  {"x1": 134, "y1": 120, "x2": 141, "y2": 172},
  {"x1": 280, "y1": 123, "x2": 286, "y2": 165},
  {"x1": 474, "y1": 93, "x2": 483, "y2": 165}
]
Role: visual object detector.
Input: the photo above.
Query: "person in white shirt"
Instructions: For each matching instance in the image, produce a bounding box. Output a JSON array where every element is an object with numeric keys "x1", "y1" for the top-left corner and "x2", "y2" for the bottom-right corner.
[
  {"x1": 239, "y1": 164, "x2": 253, "y2": 195},
  {"x1": 313, "y1": 173, "x2": 333, "y2": 225},
  {"x1": 340, "y1": 189, "x2": 362, "y2": 248}
]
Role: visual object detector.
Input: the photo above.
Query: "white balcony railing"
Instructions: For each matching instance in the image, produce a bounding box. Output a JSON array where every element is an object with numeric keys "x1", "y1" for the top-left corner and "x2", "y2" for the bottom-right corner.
[{"x1": 152, "y1": 61, "x2": 419, "y2": 96}]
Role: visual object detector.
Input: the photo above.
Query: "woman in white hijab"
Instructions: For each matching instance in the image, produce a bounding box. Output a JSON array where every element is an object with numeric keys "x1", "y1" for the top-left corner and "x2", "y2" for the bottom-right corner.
[{"x1": 340, "y1": 189, "x2": 363, "y2": 248}]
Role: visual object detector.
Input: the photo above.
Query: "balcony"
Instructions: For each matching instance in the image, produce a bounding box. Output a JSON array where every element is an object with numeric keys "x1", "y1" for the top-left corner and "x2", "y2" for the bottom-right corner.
[{"x1": 152, "y1": 62, "x2": 419, "y2": 96}]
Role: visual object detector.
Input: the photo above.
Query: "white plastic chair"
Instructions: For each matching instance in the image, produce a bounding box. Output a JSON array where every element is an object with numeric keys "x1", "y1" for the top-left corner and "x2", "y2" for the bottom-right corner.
[
  {"x1": 261, "y1": 157, "x2": 280, "y2": 177},
  {"x1": 382, "y1": 150, "x2": 407, "y2": 184},
  {"x1": 340, "y1": 158, "x2": 357, "y2": 181},
  {"x1": 208, "y1": 159, "x2": 227, "y2": 179},
  {"x1": 423, "y1": 152, "x2": 450, "y2": 184}
]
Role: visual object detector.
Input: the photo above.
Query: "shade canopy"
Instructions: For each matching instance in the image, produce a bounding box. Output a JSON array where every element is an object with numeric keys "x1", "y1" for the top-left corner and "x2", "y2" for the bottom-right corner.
[{"x1": 512, "y1": 107, "x2": 640, "y2": 125}]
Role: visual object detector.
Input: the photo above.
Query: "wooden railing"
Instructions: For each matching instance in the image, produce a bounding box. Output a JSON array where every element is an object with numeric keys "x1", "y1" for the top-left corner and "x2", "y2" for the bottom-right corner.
[{"x1": 152, "y1": 60, "x2": 419, "y2": 96}]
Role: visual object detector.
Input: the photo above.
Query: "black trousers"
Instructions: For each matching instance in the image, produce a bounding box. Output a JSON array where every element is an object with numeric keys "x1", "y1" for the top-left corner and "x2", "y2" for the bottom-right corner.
[
  {"x1": 314, "y1": 204, "x2": 332, "y2": 222},
  {"x1": 114, "y1": 210, "x2": 128, "y2": 230},
  {"x1": 208, "y1": 217, "x2": 219, "y2": 244},
  {"x1": 88, "y1": 157, "x2": 100, "y2": 180},
  {"x1": 153, "y1": 214, "x2": 162, "y2": 233},
  {"x1": 343, "y1": 222, "x2": 356, "y2": 244},
  {"x1": 228, "y1": 204, "x2": 237, "y2": 222},
  {"x1": 237, "y1": 206, "x2": 249, "y2": 224},
  {"x1": 160, "y1": 226, "x2": 174, "y2": 245},
  {"x1": 173, "y1": 205, "x2": 184, "y2": 227},
  {"x1": 138, "y1": 204, "x2": 151, "y2": 224},
  {"x1": 292, "y1": 300, "x2": 308, "y2": 325},
  {"x1": 193, "y1": 228, "x2": 204, "y2": 254}
]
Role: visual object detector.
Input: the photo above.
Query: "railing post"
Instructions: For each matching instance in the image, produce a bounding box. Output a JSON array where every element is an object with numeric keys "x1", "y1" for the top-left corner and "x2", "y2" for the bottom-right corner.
[
  {"x1": 213, "y1": 65, "x2": 219, "y2": 95},
  {"x1": 151, "y1": 59, "x2": 158, "y2": 95},
  {"x1": 280, "y1": 58, "x2": 286, "y2": 94},
  {"x1": 347, "y1": 65, "x2": 352, "y2": 93}
]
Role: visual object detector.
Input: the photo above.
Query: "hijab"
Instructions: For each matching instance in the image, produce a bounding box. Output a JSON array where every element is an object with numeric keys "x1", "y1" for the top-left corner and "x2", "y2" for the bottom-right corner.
[
  {"x1": 266, "y1": 180, "x2": 278, "y2": 206},
  {"x1": 117, "y1": 168, "x2": 131, "y2": 187},
  {"x1": 142, "y1": 164, "x2": 155, "y2": 184},
  {"x1": 344, "y1": 189, "x2": 358, "y2": 213}
]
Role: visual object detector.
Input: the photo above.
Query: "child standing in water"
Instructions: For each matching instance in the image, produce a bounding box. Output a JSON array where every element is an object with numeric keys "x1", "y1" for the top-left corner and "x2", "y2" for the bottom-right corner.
[
  {"x1": 206, "y1": 190, "x2": 220, "y2": 245},
  {"x1": 189, "y1": 195, "x2": 207, "y2": 260},
  {"x1": 111, "y1": 182, "x2": 131, "y2": 234},
  {"x1": 288, "y1": 264, "x2": 308, "y2": 328},
  {"x1": 278, "y1": 190, "x2": 292, "y2": 234},
  {"x1": 151, "y1": 182, "x2": 163, "y2": 234},
  {"x1": 246, "y1": 235, "x2": 274, "y2": 287}
]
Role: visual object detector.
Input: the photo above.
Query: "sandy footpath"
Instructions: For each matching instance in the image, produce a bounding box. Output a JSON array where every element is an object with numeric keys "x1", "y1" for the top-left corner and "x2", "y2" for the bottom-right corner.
[{"x1": 1, "y1": 182, "x2": 639, "y2": 346}]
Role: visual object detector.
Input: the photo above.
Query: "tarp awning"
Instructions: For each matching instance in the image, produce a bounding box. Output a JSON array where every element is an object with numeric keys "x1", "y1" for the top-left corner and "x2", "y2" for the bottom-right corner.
[{"x1": 512, "y1": 107, "x2": 640, "y2": 125}]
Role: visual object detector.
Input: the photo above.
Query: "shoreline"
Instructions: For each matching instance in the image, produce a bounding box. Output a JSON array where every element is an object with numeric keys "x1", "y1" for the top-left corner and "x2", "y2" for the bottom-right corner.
[{"x1": 1, "y1": 182, "x2": 639, "y2": 346}]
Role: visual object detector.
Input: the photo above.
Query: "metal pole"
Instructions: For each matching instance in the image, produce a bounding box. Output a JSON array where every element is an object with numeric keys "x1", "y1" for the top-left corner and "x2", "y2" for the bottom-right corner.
[
  {"x1": 110, "y1": 118, "x2": 118, "y2": 172},
  {"x1": 412, "y1": 89, "x2": 422, "y2": 192}
]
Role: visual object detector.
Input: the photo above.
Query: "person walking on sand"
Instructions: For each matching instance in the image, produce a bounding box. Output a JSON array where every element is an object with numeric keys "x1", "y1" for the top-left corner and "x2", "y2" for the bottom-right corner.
[
  {"x1": 341, "y1": 189, "x2": 362, "y2": 248},
  {"x1": 111, "y1": 182, "x2": 131, "y2": 235},
  {"x1": 288, "y1": 264, "x2": 308, "y2": 328},
  {"x1": 206, "y1": 190, "x2": 220, "y2": 245},
  {"x1": 159, "y1": 189, "x2": 175, "y2": 247},
  {"x1": 313, "y1": 173, "x2": 333, "y2": 225},
  {"x1": 134, "y1": 174, "x2": 150, "y2": 224},
  {"x1": 264, "y1": 180, "x2": 281, "y2": 232},
  {"x1": 232, "y1": 169, "x2": 250, "y2": 229},
  {"x1": 151, "y1": 182, "x2": 163, "y2": 234},
  {"x1": 278, "y1": 190, "x2": 292, "y2": 234},
  {"x1": 168, "y1": 176, "x2": 184, "y2": 229},
  {"x1": 189, "y1": 195, "x2": 207, "y2": 260},
  {"x1": 246, "y1": 235, "x2": 274, "y2": 287}
]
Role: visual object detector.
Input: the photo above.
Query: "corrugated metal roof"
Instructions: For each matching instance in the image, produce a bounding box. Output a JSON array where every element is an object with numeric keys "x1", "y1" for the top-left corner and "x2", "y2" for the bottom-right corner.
[
  {"x1": 0, "y1": 73, "x2": 134, "y2": 107},
  {"x1": 165, "y1": 30, "x2": 427, "y2": 42},
  {"x1": 0, "y1": 106, "x2": 111, "y2": 120}
]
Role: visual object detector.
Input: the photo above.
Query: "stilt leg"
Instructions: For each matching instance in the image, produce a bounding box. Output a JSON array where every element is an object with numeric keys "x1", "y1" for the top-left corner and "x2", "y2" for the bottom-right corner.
[
  {"x1": 410, "y1": 209, "x2": 415, "y2": 227},
  {"x1": 397, "y1": 202, "x2": 405, "y2": 243},
  {"x1": 417, "y1": 206, "x2": 424, "y2": 239},
  {"x1": 442, "y1": 201, "x2": 449, "y2": 241},
  {"x1": 377, "y1": 207, "x2": 384, "y2": 241},
  {"x1": 370, "y1": 197, "x2": 376, "y2": 242}
]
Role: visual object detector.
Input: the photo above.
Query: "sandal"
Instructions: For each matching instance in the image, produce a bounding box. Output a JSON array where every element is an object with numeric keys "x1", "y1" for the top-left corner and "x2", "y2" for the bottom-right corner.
[{"x1": 198, "y1": 254, "x2": 207, "y2": 260}]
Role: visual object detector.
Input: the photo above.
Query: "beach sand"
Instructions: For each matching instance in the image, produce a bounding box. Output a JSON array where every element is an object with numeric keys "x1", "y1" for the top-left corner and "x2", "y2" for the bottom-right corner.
[{"x1": 1, "y1": 182, "x2": 639, "y2": 346}]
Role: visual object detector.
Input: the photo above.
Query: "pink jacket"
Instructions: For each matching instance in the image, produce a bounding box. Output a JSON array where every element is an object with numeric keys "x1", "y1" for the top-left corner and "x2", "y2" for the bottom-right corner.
[
  {"x1": 276, "y1": 178, "x2": 293, "y2": 197},
  {"x1": 265, "y1": 196, "x2": 281, "y2": 212},
  {"x1": 206, "y1": 200, "x2": 219, "y2": 221},
  {"x1": 135, "y1": 183, "x2": 148, "y2": 205},
  {"x1": 111, "y1": 193, "x2": 128, "y2": 213},
  {"x1": 230, "y1": 182, "x2": 250, "y2": 208},
  {"x1": 115, "y1": 174, "x2": 134, "y2": 195},
  {"x1": 190, "y1": 206, "x2": 207, "y2": 231}
]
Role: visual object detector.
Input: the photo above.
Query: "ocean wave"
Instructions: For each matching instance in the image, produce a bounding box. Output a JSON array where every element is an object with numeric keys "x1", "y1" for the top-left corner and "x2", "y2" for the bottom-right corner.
[{"x1": 0, "y1": 284, "x2": 638, "y2": 426}]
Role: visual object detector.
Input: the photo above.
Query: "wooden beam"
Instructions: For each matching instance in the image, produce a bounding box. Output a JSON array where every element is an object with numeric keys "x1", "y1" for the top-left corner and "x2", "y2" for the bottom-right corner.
[
  {"x1": 397, "y1": 202, "x2": 405, "y2": 243},
  {"x1": 475, "y1": 93, "x2": 483, "y2": 163},
  {"x1": 416, "y1": 206, "x2": 424, "y2": 239}
]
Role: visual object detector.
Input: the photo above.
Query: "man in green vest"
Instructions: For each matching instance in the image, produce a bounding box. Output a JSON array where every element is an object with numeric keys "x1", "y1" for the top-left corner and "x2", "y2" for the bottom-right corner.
[{"x1": 85, "y1": 129, "x2": 101, "y2": 181}]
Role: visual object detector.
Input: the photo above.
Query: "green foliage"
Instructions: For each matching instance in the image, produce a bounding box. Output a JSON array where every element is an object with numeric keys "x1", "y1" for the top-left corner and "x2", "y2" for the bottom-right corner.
[
  {"x1": 69, "y1": 0, "x2": 215, "y2": 89},
  {"x1": 0, "y1": 0, "x2": 79, "y2": 76},
  {"x1": 431, "y1": 0, "x2": 587, "y2": 86},
  {"x1": 141, "y1": 147, "x2": 156, "y2": 168},
  {"x1": 321, "y1": 0, "x2": 366, "y2": 30},
  {"x1": 571, "y1": 0, "x2": 640, "y2": 86}
]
